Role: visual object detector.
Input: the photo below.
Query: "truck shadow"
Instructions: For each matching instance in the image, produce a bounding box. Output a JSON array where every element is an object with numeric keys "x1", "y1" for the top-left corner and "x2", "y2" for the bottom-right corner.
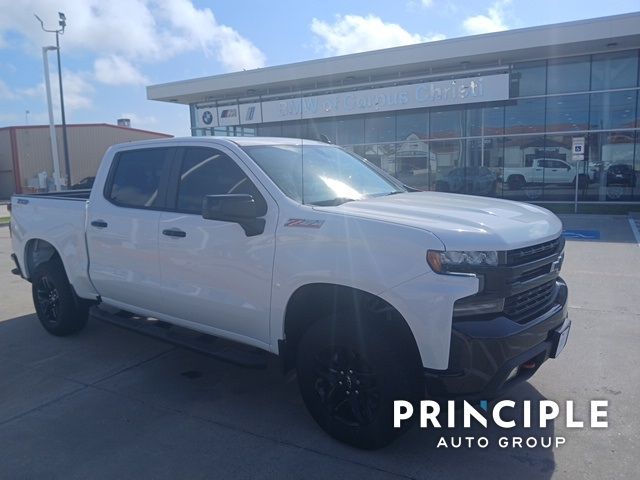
[{"x1": 0, "y1": 314, "x2": 556, "y2": 479}]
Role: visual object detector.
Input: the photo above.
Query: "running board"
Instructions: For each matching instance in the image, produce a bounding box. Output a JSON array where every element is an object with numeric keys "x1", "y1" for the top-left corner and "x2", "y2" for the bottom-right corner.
[{"x1": 90, "y1": 306, "x2": 267, "y2": 369}]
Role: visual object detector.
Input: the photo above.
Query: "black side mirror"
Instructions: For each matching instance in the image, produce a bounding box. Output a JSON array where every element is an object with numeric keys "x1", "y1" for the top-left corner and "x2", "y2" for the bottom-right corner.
[{"x1": 202, "y1": 194, "x2": 265, "y2": 237}]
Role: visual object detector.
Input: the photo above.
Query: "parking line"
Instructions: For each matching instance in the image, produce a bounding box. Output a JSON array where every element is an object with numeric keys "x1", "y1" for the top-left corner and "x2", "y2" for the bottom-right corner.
[{"x1": 628, "y1": 217, "x2": 640, "y2": 247}]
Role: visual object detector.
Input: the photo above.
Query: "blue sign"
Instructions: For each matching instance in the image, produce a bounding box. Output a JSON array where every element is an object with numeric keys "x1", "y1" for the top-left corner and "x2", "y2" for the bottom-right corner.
[{"x1": 563, "y1": 229, "x2": 600, "y2": 240}]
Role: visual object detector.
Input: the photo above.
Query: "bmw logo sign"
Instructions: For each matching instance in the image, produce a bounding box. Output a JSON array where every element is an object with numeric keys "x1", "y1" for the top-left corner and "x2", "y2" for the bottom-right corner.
[{"x1": 202, "y1": 110, "x2": 213, "y2": 125}]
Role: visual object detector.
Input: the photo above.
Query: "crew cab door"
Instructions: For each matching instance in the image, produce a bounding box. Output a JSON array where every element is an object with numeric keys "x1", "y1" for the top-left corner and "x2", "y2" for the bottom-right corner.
[
  {"x1": 549, "y1": 160, "x2": 574, "y2": 183},
  {"x1": 530, "y1": 159, "x2": 544, "y2": 183},
  {"x1": 86, "y1": 147, "x2": 173, "y2": 311},
  {"x1": 157, "y1": 145, "x2": 277, "y2": 345}
]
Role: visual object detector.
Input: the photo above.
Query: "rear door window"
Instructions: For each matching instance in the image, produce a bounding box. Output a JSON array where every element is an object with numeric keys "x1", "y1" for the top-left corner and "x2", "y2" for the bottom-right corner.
[{"x1": 107, "y1": 148, "x2": 170, "y2": 208}]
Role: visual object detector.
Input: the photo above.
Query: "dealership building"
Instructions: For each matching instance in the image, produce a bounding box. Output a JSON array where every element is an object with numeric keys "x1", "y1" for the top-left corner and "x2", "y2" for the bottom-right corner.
[{"x1": 148, "y1": 13, "x2": 640, "y2": 204}]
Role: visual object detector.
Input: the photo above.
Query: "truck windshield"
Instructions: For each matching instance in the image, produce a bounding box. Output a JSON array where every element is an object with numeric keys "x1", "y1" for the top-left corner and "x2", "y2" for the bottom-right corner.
[{"x1": 242, "y1": 144, "x2": 405, "y2": 206}]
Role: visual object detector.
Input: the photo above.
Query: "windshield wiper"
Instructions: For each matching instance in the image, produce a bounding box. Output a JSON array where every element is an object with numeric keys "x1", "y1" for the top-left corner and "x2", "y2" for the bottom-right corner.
[
  {"x1": 368, "y1": 191, "x2": 404, "y2": 198},
  {"x1": 308, "y1": 197, "x2": 357, "y2": 206}
]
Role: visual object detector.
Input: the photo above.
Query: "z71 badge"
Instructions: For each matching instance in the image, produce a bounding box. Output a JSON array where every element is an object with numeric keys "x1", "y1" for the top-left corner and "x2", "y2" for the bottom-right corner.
[{"x1": 284, "y1": 218, "x2": 325, "y2": 228}]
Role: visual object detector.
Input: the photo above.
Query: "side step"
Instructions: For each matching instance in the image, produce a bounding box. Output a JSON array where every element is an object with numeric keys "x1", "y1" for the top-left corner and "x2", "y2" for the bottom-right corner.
[{"x1": 90, "y1": 306, "x2": 267, "y2": 369}]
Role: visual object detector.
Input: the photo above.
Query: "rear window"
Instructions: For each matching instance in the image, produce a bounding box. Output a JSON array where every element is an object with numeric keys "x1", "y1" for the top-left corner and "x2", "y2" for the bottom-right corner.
[{"x1": 107, "y1": 148, "x2": 169, "y2": 208}]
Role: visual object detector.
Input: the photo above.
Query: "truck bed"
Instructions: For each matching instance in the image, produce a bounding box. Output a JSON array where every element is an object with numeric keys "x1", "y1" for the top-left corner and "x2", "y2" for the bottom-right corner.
[{"x1": 10, "y1": 190, "x2": 96, "y2": 299}]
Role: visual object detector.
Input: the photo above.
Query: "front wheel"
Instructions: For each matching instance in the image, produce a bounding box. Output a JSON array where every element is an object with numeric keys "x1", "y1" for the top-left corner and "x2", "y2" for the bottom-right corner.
[
  {"x1": 32, "y1": 260, "x2": 89, "y2": 336},
  {"x1": 573, "y1": 174, "x2": 589, "y2": 189},
  {"x1": 296, "y1": 313, "x2": 421, "y2": 449}
]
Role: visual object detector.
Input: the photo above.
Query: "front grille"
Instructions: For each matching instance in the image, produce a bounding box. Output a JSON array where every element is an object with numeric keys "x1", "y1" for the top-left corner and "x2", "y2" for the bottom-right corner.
[
  {"x1": 506, "y1": 237, "x2": 562, "y2": 266},
  {"x1": 503, "y1": 280, "x2": 557, "y2": 323}
]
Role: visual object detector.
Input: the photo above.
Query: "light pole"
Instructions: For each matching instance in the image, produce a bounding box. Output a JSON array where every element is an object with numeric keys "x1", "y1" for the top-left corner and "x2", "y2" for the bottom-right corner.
[
  {"x1": 35, "y1": 12, "x2": 71, "y2": 188},
  {"x1": 42, "y1": 46, "x2": 62, "y2": 191}
]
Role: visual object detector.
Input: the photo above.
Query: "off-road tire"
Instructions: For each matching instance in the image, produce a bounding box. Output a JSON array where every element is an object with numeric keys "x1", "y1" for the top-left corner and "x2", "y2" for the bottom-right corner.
[
  {"x1": 296, "y1": 313, "x2": 421, "y2": 449},
  {"x1": 31, "y1": 260, "x2": 89, "y2": 336}
]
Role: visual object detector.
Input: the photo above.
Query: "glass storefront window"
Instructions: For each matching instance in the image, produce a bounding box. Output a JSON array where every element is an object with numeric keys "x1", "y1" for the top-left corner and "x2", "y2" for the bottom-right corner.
[
  {"x1": 586, "y1": 131, "x2": 637, "y2": 201},
  {"x1": 282, "y1": 121, "x2": 303, "y2": 138},
  {"x1": 335, "y1": 117, "x2": 364, "y2": 145},
  {"x1": 430, "y1": 139, "x2": 465, "y2": 192},
  {"x1": 635, "y1": 132, "x2": 640, "y2": 200},
  {"x1": 430, "y1": 108, "x2": 464, "y2": 139},
  {"x1": 461, "y1": 138, "x2": 501, "y2": 197},
  {"x1": 547, "y1": 56, "x2": 591, "y2": 94},
  {"x1": 359, "y1": 144, "x2": 396, "y2": 175},
  {"x1": 258, "y1": 123, "x2": 283, "y2": 137},
  {"x1": 306, "y1": 118, "x2": 337, "y2": 143},
  {"x1": 484, "y1": 106, "x2": 505, "y2": 137},
  {"x1": 542, "y1": 134, "x2": 587, "y2": 201},
  {"x1": 396, "y1": 111, "x2": 428, "y2": 142},
  {"x1": 505, "y1": 98, "x2": 546, "y2": 134},
  {"x1": 637, "y1": 91, "x2": 640, "y2": 128},
  {"x1": 591, "y1": 51, "x2": 639, "y2": 91},
  {"x1": 501, "y1": 135, "x2": 548, "y2": 202},
  {"x1": 546, "y1": 94, "x2": 590, "y2": 132},
  {"x1": 510, "y1": 61, "x2": 547, "y2": 97},
  {"x1": 364, "y1": 114, "x2": 396, "y2": 143},
  {"x1": 467, "y1": 105, "x2": 505, "y2": 137},
  {"x1": 395, "y1": 141, "x2": 432, "y2": 190},
  {"x1": 590, "y1": 91, "x2": 637, "y2": 131}
]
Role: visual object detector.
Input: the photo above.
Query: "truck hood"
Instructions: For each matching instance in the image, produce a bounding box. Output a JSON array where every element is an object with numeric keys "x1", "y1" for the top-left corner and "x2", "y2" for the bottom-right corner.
[{"x1": 316, "y1": 192, "x2": 562, "y2": 251}]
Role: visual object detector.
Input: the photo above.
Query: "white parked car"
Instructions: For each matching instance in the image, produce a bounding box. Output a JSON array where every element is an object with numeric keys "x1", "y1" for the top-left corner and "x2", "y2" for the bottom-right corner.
[{"x1": 10, "y1": 137, "x2": 570, "y2": 449}]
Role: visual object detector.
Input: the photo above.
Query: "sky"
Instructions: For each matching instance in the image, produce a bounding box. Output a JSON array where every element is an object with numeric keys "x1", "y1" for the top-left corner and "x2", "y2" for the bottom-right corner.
[{"x1": 0, "y1": 0, "x2": 638, "y2": 137}]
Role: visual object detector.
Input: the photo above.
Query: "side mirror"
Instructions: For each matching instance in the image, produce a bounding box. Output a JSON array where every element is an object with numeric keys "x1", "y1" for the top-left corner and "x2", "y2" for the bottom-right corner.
[{"x1": 202, "y1": 194, "x2": 265, "y2": 237}]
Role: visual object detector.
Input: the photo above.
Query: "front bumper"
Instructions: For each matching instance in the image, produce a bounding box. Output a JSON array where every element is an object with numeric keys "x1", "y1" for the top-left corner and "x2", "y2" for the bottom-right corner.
[{"x1": 424, "y1": 278, "x2": 569, "y2": 400}]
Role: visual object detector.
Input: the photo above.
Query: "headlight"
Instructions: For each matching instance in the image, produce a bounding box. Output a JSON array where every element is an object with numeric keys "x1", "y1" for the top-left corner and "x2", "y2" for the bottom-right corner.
[{"x1": 427, "y1": 250, "x2": 498, "y2": 273}]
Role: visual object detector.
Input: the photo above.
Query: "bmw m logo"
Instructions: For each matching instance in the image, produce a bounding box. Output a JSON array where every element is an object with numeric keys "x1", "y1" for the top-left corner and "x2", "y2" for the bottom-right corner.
[{"x1": 202, "y1": 110, "x2": 213, "y2": 125}]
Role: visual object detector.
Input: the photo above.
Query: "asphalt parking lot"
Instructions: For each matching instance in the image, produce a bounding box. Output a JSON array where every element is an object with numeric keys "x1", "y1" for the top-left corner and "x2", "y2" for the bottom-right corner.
[{"x1": 0, "y1": 214, "x2": 639, "y2": 479}]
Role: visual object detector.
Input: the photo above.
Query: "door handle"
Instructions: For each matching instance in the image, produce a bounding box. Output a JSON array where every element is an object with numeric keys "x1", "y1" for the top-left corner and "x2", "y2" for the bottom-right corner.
[
  {"x1": 162, "y1": 228, "x2": 187, "y2": 238},
  {"x1": 91, "y1": 220, "x2": 108, "y2": 228}
]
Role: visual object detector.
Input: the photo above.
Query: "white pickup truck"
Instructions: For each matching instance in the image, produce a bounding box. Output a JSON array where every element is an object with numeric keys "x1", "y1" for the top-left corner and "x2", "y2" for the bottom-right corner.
[
  {"x1": 504, "y1": 158, "x2": 589, "y2": 190},
  {"x1": 10, "y1": 137, "x2": 570, "y2": 449}
]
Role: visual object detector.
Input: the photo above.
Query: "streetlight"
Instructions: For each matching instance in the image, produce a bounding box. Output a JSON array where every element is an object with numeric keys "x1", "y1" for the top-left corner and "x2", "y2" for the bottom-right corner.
[
  {"x1": 35, "y1": 12, "x2": 71, "y2": 188},
  {"x1": 42, "y1": 46, "x2": 62, "y2": 191}
]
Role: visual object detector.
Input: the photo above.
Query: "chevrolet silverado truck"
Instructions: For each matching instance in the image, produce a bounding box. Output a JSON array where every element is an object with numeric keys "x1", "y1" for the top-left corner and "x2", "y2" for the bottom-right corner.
[
  {"x1": 9, "y1": 137, "x2": 570, "y2": 449},
  {"x1": 504, "y1": 158, "x2": 589, "y2": 190}
]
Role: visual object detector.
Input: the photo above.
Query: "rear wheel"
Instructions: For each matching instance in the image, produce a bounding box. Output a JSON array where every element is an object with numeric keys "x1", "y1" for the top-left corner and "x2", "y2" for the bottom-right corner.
[
  {"x1": 508, "y1": 175, "x2": 525, "y2": 190},
  {"x1": 32, "y1": 260, "x2": 89, "y2": 336},
  {"x1": 296, "y1": 312, "x2": 421, "y2": 449}
]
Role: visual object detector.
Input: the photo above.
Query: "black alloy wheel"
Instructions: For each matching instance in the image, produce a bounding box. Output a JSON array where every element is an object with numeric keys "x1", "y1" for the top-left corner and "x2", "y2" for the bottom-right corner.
[
  {"x1": 35, "y1": 275, "x2": 61, "y2": 326},
  {"x1": 31, "y1": 260, "x2": 89, "y2": 336},
  {"x1": 297, "y1": 311, "x2": 422, "y2": 449},
  {"x1": 313, "y1": 346, "x2": 380, "y2": 427}
]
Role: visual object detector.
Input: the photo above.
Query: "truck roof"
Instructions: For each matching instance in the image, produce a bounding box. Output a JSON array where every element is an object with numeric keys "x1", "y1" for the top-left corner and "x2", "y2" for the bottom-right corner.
[{"x1": 110, "y1": 136, "x2": 329, "y2": 150}]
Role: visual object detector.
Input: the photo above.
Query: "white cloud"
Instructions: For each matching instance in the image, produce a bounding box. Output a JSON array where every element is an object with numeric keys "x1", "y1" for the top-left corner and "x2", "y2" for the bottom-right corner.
[
  {"x1": 119, "y1": 112, "x2": 158, "y2": 128},
  {"x1": 0, "y1": 0, "x2": 265, "y2": 71},
  {"x1": 421, "y1": 0, "x2": 434, "y2": 6},
  {"x1": 311, "y1": 14, "x2": 445, "y2": 56},
  {"x1": 155, "y1": 0, "x2": 266, "y2": 70},
  {"x1": 94, "y1": 56, "x2": 149, "y2": 86},
  {"x1": 0, "y1": 0, "x2": 265, "y2": 120},
  {"x1": 463, "y1": 0, "x2": 511, "y2": 35},
  {"x1": 18, "y1": 70, "x2": 93, "y2": 111}
]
